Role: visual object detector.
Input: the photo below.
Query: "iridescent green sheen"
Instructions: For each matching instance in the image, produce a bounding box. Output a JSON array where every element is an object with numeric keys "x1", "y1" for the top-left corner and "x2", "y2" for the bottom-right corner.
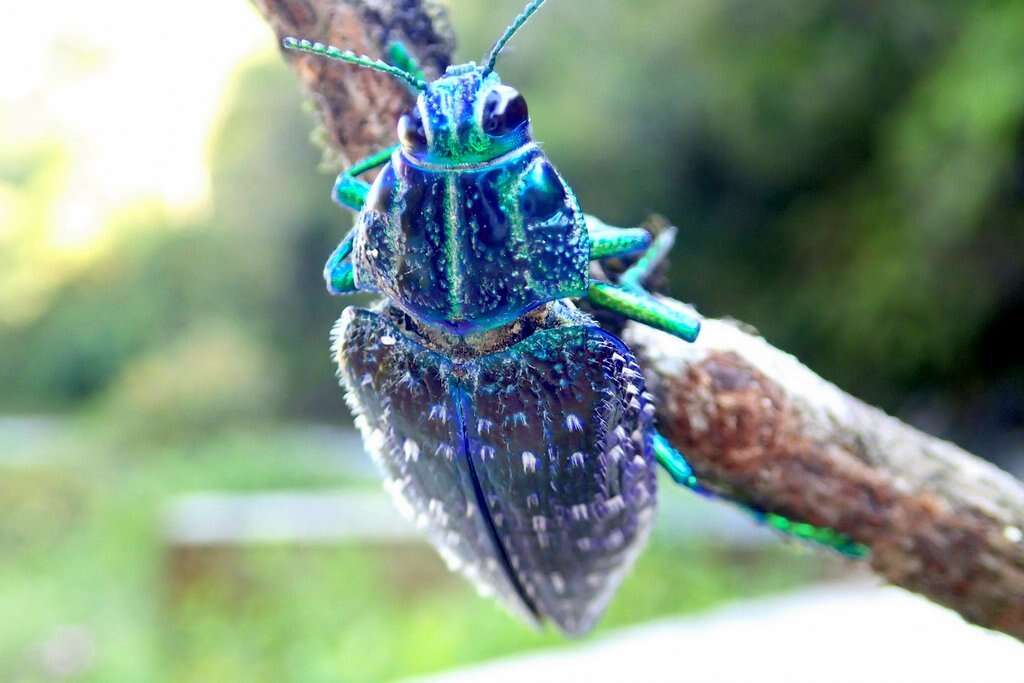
[
  {"x1": 329, "y1": 263, "x2": 356, "y2": 294},
  {"x1": 762, "y1": 513, "x2": 870, "y2": 558},
  {"x1": 588, "y1": 281, "x2": 701, "y2": 342},
  {"x1": 349, "y1": 145, "x2": 398, "y2": 176},
  {"x1": 483, "y1": 0, "x2": 548, "y2": 75},
  {"x1": 283, "y1": 0, "x2": 867, "y2": 636},
  {"x1": 652, "y1": 432, "x2": 698, "y2": 488},
  {"x1": 386, "y1": 40, "x2": 426, "y2": 82},
  {"x1": 619, "y1": 227, "x2": 677, "y2": 292},
  {"x1": 283, "y1": 38, "x2": 426, "y2": 91},
  {"x1": 588, "y1": 222, "x2": 652, "y2": 260}
]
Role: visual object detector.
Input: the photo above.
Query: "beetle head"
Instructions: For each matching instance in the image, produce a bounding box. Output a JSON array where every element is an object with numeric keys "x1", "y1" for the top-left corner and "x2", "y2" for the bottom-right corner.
[
  {"x1": 397, "y1": 68, "x2": 531, "y2": 166},
  {"x1": 284, "y1": 0, "x2": 547, "y2": 166}
]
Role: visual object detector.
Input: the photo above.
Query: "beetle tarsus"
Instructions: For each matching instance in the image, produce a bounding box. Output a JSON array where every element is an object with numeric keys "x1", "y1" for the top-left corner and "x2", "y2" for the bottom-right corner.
[{"x1": 652, "y1": 432, "x2": 869, "y2": 557}]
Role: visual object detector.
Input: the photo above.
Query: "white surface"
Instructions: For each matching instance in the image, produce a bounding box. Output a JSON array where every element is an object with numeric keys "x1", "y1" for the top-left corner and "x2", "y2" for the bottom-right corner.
[
  {"x1": 164, "y1": 491, "x2": 418, "y2": 545},
  {"x1": 406, "y1": 583, "x2": 1024, "y2": 683}
]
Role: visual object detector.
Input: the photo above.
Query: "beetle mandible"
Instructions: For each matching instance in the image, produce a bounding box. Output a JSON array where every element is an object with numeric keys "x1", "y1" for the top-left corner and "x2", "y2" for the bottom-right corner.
[{"x1": 284, "y1": 0, "x2": 864, "y2": 636}]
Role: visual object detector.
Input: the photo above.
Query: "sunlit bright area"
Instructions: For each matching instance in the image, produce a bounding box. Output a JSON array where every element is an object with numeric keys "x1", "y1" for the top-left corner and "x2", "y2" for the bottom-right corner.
[
  {"x1": 3, "y1": 2, "x2": 273, "y2": 327},
  {"x1": 3, "y1": 0, "x2": 1023, "y2": 680}
]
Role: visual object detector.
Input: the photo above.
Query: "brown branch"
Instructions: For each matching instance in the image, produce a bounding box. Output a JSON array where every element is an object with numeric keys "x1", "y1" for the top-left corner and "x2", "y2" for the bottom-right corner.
[
  {"x1": 252, "y1": 0, "x2": 1024, "y2": 641},
  {"x1": 628, "y1": 317, "x2": 1024, "y2": 640},
  {"x1": 253, "y1": 0, "x2": 453, "y2": 168}
]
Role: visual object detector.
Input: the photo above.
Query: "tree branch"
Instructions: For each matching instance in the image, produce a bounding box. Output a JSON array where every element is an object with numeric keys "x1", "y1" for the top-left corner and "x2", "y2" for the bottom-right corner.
[
  {"x1": 253, "y1": 0, "x2": 453, "y2": 169},
  {"x1": 628, "y1": 316, "x2": 1024, "y2": 640},
  {"x1": 252, "y1": 0, "x2": 1024, "y2": 641}
]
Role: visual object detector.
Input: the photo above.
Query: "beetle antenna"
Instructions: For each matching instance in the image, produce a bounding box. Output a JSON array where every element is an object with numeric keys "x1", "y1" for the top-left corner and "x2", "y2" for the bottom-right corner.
[
  {"x1": 482, "y1": 0, "x2": 548, "y2": 76},
  {"x1": 283, "y1": 37, "x2": 428, "y2": 91}
]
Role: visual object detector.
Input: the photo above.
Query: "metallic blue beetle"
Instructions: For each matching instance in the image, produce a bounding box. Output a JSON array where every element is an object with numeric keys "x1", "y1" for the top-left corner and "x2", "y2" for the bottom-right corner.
[{"x1": 285, "y1": 0, "x2": 863, "y2": 636}]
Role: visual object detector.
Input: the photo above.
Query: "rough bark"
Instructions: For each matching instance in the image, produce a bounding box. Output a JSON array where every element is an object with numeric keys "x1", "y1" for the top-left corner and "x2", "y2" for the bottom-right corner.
[
  {"x1": 251, "y1": 0, "x2": 1024, "y2": 641},
  {"x1": 628, "y1": 317, "x2": 1024, "y2": 640},
  {"x1": 252, "y1": 0, "x2": 453, "y2": 169}
]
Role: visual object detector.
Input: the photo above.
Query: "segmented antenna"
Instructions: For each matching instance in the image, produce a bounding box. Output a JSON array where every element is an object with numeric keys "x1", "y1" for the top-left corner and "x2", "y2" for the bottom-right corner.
[
  {"x1": 483, "y1": 0, "x2": 548, "y2": 75},
  {"x1": 282, "y1": 37, "x2": 428, "y2": 91}
]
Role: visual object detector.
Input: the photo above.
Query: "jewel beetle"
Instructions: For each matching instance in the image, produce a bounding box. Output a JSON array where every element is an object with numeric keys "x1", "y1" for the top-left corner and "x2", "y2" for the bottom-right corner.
[{"x1": 284, "y1": 0, "x2": 865, "y2": 636}]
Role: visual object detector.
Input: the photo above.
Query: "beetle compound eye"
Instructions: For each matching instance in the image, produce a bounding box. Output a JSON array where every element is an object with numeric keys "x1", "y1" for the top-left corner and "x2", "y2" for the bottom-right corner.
[
  {"x1": 482, "y1": 87, "x2": 529, "y2": 137},
  {"x1": 519, "y1": 162, "x2": 566, "y2": 221},
  {"x1": 398, "y1": 107, "x2": 428, "y2": 153}
]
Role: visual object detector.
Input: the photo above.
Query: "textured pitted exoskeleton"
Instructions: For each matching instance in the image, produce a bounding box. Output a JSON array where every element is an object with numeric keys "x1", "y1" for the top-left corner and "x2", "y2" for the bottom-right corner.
[
  {"x1": 284, "y1": 0, "x2": 865, "y2": 638},
  {"x1": 336, "y1": 304, "x2": 656, "y2": 633},
  {"x1": 355, "y1": 143, "x2": 589, "y2": 331}
]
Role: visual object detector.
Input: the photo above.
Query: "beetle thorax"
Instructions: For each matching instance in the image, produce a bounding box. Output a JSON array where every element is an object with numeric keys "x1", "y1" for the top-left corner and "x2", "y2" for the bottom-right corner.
[{"x1": 354, "y1": 145, "x2": 590, "y2": 335}]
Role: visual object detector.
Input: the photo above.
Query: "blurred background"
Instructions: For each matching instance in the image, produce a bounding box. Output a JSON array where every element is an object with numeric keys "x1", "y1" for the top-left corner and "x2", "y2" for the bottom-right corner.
[{"x1": 2, "y1": 0, "x2": 1022, "y2": 680}]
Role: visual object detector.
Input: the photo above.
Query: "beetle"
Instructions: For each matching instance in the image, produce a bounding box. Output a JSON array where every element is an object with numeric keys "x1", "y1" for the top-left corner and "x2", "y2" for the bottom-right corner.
[{"x1": 284, "y1": 0, "x2": 864, "y2": 636}]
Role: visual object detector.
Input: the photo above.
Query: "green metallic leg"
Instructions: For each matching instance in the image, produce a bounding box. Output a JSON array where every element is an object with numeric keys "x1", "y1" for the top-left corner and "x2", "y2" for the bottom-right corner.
[
  {"x1": 386, "y1": 40, "x2": 426, "y2": 82},
  {"x1": 326, "y1": 144, "x2": 400, "y2": 293},
  {"x1": 333, "y1": 144, "x2": 398, "y2": 212},
  {"x1": 585, "y1": 217, "x2": 698, "y2": 342},
  {"x1": 651, "y1": 433, "x2": 869, "y2": 557},
  {"x1": 619, "y1": 226, "x2": 676, "y2": 292},
  {"x1": 586, "y1": 215, "x2": 652, "y2": 260},
  {"x1": 587, "y1": 279, "x2": 701, "y2": 342},
  {"x1": 326, "y1": 44, "x2": 418, "y2": 292},
  {"x1": 324, "y1": 233, "x2": 357, "y2": 294},
  {"x1": 332, "y1": 40, "x2": 416, "y2": 212}
]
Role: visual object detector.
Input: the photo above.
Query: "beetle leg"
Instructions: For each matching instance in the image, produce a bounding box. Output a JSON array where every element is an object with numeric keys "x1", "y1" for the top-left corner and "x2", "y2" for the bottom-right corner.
[
  {"x1": 586, "y1": 215, "x2": 652, "y2": 261},
  {"x1": 650, "y1": 431, "x2": 700, "y2": 489},
  {"x1": 325, "y1": 259, "x2": 357, "y2": 295},
  {"x1": 386, "y1": 40, "x2": 426, "y2": 83},
  {"x1": 333, "y1": 144, "x2": 400, "y2": 212},
  {"x1": 324, "y1": 232, "x2": 358, "y2": 295},
  {"x1": 332, "y1": 42, "x2": 418, "y2": 210},
  {"x1": 586, "y1": 280, "x2": 701, "y2": 342},
  {"x1": 651, "y1": 433, "x2": 869, "y2": 557},
  {"x1": 618, "y1": 226, "x2": 676, "y2": 292}
]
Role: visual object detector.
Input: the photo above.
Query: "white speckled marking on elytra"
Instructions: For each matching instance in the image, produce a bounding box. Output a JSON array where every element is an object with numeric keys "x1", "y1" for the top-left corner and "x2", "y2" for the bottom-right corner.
[
  {"x1": 606, "y1": 495, "x2": 625, "y2": 514},
  {"x1": 403, "y1": 438, "x2": 420, "y2": 462},
  {"x1": 429, "y1": 403, "x2": 448, "y2": 423},
  {"x1": 522, "y1": 451, "x2": 538, "y2": 473},
  {"x1": 367, "y1": 428, "x2": 386, "y2": 451}
]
